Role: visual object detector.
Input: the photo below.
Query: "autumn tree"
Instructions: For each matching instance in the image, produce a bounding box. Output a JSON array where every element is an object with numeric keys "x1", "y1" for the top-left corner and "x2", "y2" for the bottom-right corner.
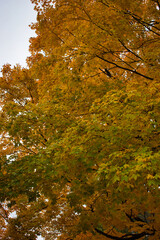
[{"x1": 0, "y1": 0, "x2": 160, "y2": 239}]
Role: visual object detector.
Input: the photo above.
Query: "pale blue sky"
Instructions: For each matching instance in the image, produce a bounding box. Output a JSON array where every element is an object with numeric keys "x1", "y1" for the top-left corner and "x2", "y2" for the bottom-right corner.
[{"x1": 0, "y1": 0, "x2": 37, "y2": 70}]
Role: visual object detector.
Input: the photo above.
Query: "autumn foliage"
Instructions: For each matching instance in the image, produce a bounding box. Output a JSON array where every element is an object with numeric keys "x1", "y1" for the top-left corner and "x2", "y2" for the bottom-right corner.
[{"x1": 0, "y1": 0, "x2": 160, "y2": 239}]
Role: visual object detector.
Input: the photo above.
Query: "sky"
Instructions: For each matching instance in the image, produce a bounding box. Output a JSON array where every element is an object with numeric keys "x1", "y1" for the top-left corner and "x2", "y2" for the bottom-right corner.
[{"x1": 0, "y1": 0, "x2": 37, "y2": 72}]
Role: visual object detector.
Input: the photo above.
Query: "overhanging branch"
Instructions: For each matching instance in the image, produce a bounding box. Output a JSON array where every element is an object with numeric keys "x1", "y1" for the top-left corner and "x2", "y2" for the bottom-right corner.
[
  {"x1": 96, "y1": 55, "x2": 154, "y2": 80},
  {"x1": 95, "y1": 228, "x2": 155, "y2": 240}
]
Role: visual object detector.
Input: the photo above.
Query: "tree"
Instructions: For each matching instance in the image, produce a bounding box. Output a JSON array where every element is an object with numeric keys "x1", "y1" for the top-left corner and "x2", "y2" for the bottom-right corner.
[{"x1": 0, "y1": 0, "x2": 160, "y2": 239}]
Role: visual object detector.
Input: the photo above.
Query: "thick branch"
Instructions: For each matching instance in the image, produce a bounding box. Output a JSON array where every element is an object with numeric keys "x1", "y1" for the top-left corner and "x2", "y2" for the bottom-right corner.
[
  {"x1": 118, "y1": 39, "x2": 143, "y2": 61},
  {"x1": 96, "y1": 55, "x2": 154, "y2": 80},
  {"x1": 95, "y1": 228, "x2": 155, "y2": 240},
  {"x1": 124, "y1": 11, "x2": 160, "y2": 36}
]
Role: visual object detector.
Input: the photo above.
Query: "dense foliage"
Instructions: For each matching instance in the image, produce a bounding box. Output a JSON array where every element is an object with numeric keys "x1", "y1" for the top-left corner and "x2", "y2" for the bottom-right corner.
[{"x1": 0, "y1": 0, "x2": 160, "y2": 239}]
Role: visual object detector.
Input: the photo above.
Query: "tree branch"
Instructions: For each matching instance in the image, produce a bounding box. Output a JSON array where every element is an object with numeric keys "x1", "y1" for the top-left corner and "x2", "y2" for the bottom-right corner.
[
  {"x1": 95, "y1": 228, "x2": 155, "y2": 240},
  {"x1": 96, "y1": 55, "x2": 154, "y2": 80}
]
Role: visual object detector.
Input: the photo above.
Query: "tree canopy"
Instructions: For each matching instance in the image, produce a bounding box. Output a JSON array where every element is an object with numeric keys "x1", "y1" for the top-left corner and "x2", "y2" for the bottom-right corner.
[{"x1": 0, "y1": 0, "x2": 160, "y2": 239}]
